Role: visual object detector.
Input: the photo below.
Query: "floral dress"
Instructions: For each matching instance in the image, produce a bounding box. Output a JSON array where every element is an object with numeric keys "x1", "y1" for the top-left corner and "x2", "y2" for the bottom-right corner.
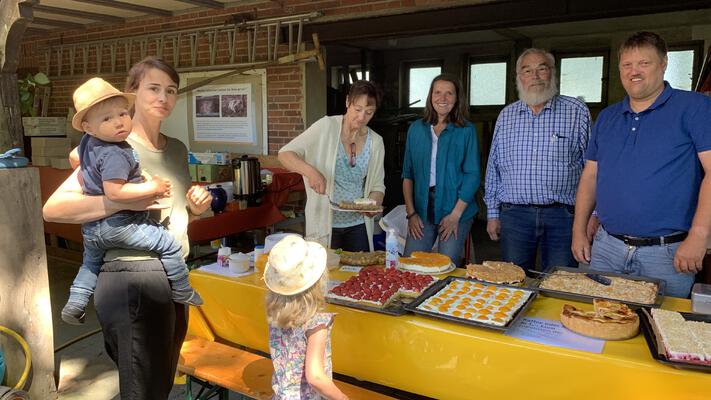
[{"x1": 269, "y1": 312, "x2": 335, "y2": 399}]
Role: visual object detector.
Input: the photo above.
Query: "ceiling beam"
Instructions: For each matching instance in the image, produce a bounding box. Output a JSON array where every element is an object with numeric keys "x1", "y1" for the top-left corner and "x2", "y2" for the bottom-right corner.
[
  {"x1": 305, "y1": 0, "x2": 711, "y2": 42},
  {"x1": 68, "y1": 0, "x2": 173, "y2": 17},
  {"x1": 31, "y1": 17, "x2": 86, "y2": 30},
  {"x1": 172, "y1": 0, "x2": 225, "y2": 9},
  {"x1": 33, "y1": 4, "x2": 126, "y2": 24}
]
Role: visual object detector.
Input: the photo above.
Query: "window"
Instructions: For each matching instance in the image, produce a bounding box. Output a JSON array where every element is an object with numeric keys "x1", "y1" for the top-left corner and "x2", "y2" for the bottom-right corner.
[
  {"x1": 666, "y1": 50, "x2": 694, "y2": 91},
  {"x1": 559, "y1": 56, "x2": 604, "y2": 103},
  {"x1": 330, "y1": 66, "x2": 370, "y2": 87},
  {"x1": 407, "y1": 65, "x2": 441, "y2": 107},
  {"x1": 469, "y1": 62, "x2": 507, "y2": 106}
]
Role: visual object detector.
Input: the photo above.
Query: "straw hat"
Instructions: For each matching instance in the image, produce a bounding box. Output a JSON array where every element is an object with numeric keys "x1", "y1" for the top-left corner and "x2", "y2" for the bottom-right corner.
[
  {"x1": 264, "y1": 235, "x2": 326, "y2": 296},
  {"x1": 72, "y1": 77, "x2": 135, "y2": 131}
]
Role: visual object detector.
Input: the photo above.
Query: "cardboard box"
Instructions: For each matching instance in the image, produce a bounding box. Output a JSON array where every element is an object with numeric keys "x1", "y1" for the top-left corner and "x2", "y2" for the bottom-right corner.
[
  {"x1": 188, "y1": 164, "x2": 198, "y2": 182},
  {"x1": 33, "y1": 145, "x2": 72, "y2": 157},
  {"x1": 31, "y1": 137, "x2": 71, "y2": 147},
  {"x1": 190, "y1": 152, "x2": 232, "y2": 165},
  {"x1": 22, "y1": 117, "x2": 67, "y2": 136},
  {"x1": 31, "y1": 156, "x2": 52, "y2": 166},
  {"x1": 50, "y1": 157, "x2": 72, "y2": 169},
  {"x1": 197, "y1": 164, "x2": 232, "y2": 183}
]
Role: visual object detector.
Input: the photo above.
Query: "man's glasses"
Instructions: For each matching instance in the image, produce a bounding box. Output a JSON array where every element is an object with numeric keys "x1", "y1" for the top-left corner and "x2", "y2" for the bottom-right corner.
[
  {"x1": 519, "y1": 65, "x2": 551, "y2": 77},
  {"x1": 349, "y1": 142, "x2": 356, "y2": 168}
]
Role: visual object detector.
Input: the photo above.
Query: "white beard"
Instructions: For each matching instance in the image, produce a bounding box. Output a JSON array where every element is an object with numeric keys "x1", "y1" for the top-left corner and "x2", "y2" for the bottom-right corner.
[{"x1": 517, "y1": 78, "x2": 558, "y2": 107}]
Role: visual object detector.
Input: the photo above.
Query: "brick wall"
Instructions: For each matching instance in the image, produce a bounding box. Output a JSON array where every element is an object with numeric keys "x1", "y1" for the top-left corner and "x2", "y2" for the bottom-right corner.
[{"x1": 18, "y1": 0, "x2": 465, "y2": 154}]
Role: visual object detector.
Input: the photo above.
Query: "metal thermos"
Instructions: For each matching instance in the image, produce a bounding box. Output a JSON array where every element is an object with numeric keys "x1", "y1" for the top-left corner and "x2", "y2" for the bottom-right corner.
[{"x1": 232, "y1": 155, "x2": 263, "y2": 199}]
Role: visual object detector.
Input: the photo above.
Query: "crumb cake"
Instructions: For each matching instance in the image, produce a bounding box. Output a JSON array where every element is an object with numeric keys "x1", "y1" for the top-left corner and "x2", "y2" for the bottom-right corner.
[
  {"x1": 337, "y1": 198, "x2": 382, "y2": 211},
  {"x1": 415, "y1": 279, "x2": 533, "y2": 327},
  {"x1": 398, "y1": 251, "x2": 452, "y2": 274},
  {"x1": 539, "y1": 270, "x2": 658, "y2": 305},
  {"x1": 466, "y1": 261, "x2": 525, "y2": 285},
  {"x1": 339, "y1": 250, "x2": 386, "y2": 266},
  {"x1": 651, "y1": 308, "x2": 711, "y2": 365},
  {"x1": 327, "y1": 267, "x2": 435, "y2": 308}
]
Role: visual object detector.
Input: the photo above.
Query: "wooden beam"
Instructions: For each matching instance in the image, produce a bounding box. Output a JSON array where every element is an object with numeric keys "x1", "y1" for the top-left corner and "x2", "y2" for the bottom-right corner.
[
  {"x1": 304, "y1": 0, "x2": 711, "y2": 42},
  {"x1": 173, "y1": 0, "x2": 225, "y2": 9},
  {"x1": 70, "y1": 0, "x2": 173, "y2": 17},
  {"x1": 34, "y1": 4, "x2": 125, "y2": 24},
  {"x1": 31, "y1": 17, "x2": 86, "y2": 30}
]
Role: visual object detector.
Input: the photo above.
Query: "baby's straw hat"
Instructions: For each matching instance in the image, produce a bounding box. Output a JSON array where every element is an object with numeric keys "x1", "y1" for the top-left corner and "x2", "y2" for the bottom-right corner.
[
  {"x1": 264, "y1": 235, "x2": 326, "y2": 296},
  {"x1": 72, "y1": 77, "x2": 135, "y2": 131}
]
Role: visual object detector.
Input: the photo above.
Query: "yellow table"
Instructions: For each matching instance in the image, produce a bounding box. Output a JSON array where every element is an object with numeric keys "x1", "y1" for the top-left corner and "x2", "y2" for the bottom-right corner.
[{"x1": 188, "y1": 268, "x2": 711, "y2": 400}]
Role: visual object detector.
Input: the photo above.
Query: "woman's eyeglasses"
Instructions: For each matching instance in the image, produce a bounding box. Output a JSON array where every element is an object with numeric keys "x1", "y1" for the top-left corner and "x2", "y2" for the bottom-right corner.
[{"x1": 349, "y1": 142, "x2": 356, "y2": 168}]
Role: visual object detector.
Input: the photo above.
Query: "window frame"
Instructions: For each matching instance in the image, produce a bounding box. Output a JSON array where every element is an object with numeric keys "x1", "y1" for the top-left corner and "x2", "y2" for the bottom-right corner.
[
  {"x1": 555, "y1": 49, "x2": 610, "y2": 107},
  {"x1": 401, "y1": 59, "x2": 443, "y2": 111},
  {"x1": 466, "y1": 55, "x2": 510, "y2": 112},
  {"x1": 667, "y1": 41, "x2": 704, "y2": 90}
]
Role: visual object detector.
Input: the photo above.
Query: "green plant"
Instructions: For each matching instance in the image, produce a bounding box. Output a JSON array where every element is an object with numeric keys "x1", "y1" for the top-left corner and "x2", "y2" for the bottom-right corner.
[{"x1": 18, "y1": 72, "x2": 50, "y2": 117}]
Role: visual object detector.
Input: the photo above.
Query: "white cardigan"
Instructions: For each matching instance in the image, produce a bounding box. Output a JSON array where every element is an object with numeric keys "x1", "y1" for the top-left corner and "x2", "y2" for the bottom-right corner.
[{"x1": 279, "y1": 115, "x2": 386, "y2": 250}]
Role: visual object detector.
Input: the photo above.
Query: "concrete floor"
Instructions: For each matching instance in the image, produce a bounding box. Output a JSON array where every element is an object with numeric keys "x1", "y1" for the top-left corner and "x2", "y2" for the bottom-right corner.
[{"x1": 48, "y1": 219, "x2": 501, "y2": 399}]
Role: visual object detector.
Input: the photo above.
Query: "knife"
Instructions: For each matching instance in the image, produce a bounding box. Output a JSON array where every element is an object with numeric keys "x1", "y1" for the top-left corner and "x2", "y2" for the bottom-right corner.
[{"x1": 585, "y1": 273, "x2": 612, "y2": 286}]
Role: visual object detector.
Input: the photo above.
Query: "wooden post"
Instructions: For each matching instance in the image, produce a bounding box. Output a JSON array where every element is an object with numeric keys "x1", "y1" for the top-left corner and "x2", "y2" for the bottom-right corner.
[{"x1": 0, "y1": 168, "x2": 57, "y2": 399}]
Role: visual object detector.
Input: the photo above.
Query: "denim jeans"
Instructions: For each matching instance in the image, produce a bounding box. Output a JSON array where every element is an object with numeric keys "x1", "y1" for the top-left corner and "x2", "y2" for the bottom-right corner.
[
  {"x1": 589, "y1": 226, "x2": 695, "y2": 298},
  {"x1": 499, "y1": 203, "x2": 577, "y2": 271},
  {"x1": 70, "y1": 211, "x2": 189, "y2": 306},
  {"x1": 331, "y1": 223, "x2": 369, "y2": 252}
]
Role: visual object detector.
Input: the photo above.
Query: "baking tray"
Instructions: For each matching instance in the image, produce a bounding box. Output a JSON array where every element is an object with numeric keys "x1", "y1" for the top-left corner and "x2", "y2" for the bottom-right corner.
[
  {"x1": 637, "y1": 308, "x2": 711, "y2": 372},
  {"x1": 325, "y1": 295, "x2": 411, "y2": 316},
  {"x1": 404, "y1": 276, "x2": 538, "y2": 331},
  {"x1": 529, "y1": 266, "x2": 665, "y2": 308}
]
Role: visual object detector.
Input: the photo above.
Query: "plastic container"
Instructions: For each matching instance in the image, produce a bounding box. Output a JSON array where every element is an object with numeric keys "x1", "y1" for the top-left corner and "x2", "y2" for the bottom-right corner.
[
  {"x1": 229, "y1": 252, "x2": 250, "y2": 273},
  {"x1": 217, "y1": 247, "x2": 231, "y2": 268},
  {"x1": 385, "y1": 228, "x2": 399, "y2": 268},
  {"x1": 326, "y1": 249, "x2": 341, "y2": 270}
]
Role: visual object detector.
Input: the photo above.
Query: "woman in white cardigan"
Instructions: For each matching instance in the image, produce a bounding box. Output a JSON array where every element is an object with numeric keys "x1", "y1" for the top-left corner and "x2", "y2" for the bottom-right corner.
[{"x1": 278, "y1": 81, "x2": 385, "y2": 251}]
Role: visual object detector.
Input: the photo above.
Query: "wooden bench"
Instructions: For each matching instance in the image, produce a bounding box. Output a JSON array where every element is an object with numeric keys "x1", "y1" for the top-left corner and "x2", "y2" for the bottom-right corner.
[{"x1": 179, "y1": 335, "x2": 396, "y2": 400}]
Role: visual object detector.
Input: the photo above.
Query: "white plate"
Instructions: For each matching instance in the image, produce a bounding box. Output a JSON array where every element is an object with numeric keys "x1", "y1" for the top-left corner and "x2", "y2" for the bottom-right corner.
[
  {"x1": 329, "y1": 203, "x2": 384, "y2": 213},
  {"x1": 397, "y1": 262, "x2": 456, "y2": 275}
]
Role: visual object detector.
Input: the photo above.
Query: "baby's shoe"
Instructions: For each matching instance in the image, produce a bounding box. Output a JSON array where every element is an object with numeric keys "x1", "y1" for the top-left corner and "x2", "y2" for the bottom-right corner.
[{"x1": 61, "y1": 302, "x2": 86, "y2": 325}]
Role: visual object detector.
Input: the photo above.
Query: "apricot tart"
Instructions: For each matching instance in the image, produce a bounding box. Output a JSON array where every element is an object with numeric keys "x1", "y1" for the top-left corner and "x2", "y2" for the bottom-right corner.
[{"x1": 398, "y1": 251, "x2": 452, "y2": 274}]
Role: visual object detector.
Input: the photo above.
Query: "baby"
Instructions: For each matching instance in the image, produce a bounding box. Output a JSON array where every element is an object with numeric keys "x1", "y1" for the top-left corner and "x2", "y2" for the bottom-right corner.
[{"x1": 61, "y1": 77, "x2": 202, "y2": 325}]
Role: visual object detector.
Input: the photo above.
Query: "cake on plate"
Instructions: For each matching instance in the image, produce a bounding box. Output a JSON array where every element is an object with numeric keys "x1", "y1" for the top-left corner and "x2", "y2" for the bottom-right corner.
[
  {"x1": 327, "y1": 267, "x2": 435, "y2": 308},
  {"x1": 398, "y1": 251, "x2": 452, "y2": 274},
  {"x1": 337, "y1": 198, "x2": 382, "y2": 211},
  {"x1": 466, "y1": 261, "x2": 525, "y2": 286}
]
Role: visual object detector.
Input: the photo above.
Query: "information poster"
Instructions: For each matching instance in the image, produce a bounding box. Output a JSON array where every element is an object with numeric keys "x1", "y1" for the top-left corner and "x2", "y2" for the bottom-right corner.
[{"x1": 192, "y1": 83, "x2": 255, "y2": 143}]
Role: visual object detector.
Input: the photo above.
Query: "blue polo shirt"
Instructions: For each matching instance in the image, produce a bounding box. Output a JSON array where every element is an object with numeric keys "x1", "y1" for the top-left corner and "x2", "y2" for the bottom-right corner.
[
  {"x1": 586, "y1": 82, "x2": 711, "y2": 237},
  {"x1": 402, "y1": 119, "x2": 481, "y2": 224}
]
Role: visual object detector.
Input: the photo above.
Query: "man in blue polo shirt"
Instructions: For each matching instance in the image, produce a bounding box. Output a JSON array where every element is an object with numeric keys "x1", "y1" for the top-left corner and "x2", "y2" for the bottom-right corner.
[{"x1": 572, "y1": 31, "x2": 711, "y2": 298}]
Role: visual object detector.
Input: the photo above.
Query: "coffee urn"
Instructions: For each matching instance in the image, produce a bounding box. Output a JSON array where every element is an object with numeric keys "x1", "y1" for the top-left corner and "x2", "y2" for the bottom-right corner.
[{"x1": 232, "y1": 155, "x2": 264, "y2": 207}]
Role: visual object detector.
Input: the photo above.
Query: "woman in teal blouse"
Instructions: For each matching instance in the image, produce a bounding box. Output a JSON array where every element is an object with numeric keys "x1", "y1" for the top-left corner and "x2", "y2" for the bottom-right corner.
[{"x1": 402, "y1": 74, "x2": 481, "y2": 266}]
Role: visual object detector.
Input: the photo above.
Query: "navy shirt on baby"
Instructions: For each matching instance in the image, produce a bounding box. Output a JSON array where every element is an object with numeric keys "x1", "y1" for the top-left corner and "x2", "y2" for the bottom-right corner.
[{"x1": 79, "y1": 134, "x2": 143, "y2": 196}]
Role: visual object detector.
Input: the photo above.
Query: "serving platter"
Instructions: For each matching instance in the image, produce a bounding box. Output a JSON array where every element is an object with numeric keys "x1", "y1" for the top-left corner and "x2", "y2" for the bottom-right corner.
[
  {"x1": 637, "y1": 308, "x2": 711, "y2": 372},
  {"x1": 529, "y1": 266, "x2": 665, "y2": 308},
  {"x1": 405, "y1": 276, "x2": 537, "y2": 331}
]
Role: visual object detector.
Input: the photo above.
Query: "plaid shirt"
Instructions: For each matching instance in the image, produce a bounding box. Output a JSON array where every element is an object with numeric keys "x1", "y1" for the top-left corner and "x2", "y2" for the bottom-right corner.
[{"x1": 484, "y1": 95, "x2": 591, "y2": 219}]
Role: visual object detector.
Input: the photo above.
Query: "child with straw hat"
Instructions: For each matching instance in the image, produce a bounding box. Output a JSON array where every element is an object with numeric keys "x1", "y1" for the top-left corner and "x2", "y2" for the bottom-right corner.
[{"x1": 265, "y1": 235, "x2": 348, "y2": 399}]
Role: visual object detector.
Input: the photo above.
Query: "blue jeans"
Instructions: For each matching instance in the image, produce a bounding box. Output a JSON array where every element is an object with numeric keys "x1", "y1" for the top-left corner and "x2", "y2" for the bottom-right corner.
[
  {"x1": 589, "y1": 227, "x2": 695, "y2": 298},
  {"x1": 404, "y1": 217, "x2": 473, "y2": 267},
  {"x1": 499, "y1": 203, "x2": 577, "y2": 271},
  {"x1": 70, "y1": 211, "x2": 189, "y2": 306}
]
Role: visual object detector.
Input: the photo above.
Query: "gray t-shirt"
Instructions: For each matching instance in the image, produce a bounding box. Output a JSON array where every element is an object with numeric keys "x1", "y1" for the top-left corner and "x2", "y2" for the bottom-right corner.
[{"x1": 104, "y1": 135, "x2": 192, "y2": 261}]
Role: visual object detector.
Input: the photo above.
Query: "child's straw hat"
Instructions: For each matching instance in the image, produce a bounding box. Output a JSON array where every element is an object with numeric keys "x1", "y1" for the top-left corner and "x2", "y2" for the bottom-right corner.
[
  {"x1": 264, "y1": 235, "x2": 326, "y2": 295},
  {"x1": 72, "y1": 77, "x2": 135, "y2": 131}
]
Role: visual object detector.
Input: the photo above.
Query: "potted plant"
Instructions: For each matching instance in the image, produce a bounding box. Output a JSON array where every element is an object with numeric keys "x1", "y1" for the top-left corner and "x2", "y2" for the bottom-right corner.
[{"x1": 18, "y1": 72, "x2": 50, "y2": 117}]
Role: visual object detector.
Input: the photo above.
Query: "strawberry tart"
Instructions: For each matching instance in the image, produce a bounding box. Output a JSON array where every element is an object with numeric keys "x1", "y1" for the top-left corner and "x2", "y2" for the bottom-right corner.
[{"x1": 327, "y1": 267, "x2": 435, "y2": 308}]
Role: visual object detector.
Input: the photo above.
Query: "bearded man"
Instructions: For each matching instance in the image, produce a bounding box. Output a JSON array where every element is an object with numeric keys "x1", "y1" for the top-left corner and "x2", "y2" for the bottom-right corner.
[{"x1": 483, "y1": 48, "x2": 591, "y2": 272}]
